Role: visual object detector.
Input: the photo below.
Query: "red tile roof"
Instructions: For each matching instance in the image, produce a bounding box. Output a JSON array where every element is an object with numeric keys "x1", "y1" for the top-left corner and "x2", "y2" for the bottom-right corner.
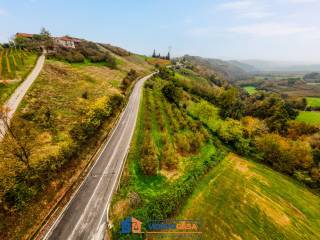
[
  {"x1": 55, "y1": 36, "x2": 82, "y2": 43},
  {"x1": 16, "y1": 33, "x2": 34, "y2": 38}
]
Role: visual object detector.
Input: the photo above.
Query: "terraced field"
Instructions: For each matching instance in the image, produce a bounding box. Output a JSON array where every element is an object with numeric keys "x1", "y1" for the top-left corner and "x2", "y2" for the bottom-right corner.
[{"x1": 179, "y1": 154, "x2": 320, "y2": 240}]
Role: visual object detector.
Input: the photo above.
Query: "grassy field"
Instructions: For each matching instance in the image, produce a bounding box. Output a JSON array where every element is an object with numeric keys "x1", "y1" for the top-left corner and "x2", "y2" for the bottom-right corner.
[
  {"x1": 306, "y1": 97, "x2": 320, "y2": 107},
  {"x1": 179, "y1": 153, "x2": 320, "y2": 240},
  {"x1": 244, "y1": 86, "x2": 257, "y2": 95},
  {"x1": 297, "y1": 111, "x2": 320, "y2": 125}
]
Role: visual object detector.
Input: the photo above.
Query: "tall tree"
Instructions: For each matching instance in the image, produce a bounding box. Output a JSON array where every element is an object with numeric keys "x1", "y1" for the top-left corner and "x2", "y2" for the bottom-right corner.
[
  {"x1": 166, "y1": 51, "x2": 170, "y2": 60},
  {"x1": 40, "y1": 27, "x2": 51, "y2": 37}
]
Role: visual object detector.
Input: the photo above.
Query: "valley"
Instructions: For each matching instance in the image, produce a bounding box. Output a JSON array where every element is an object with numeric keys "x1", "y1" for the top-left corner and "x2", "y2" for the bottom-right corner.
[{"x1": 0, "y1": 21, "x2": 320, "y2": 240}]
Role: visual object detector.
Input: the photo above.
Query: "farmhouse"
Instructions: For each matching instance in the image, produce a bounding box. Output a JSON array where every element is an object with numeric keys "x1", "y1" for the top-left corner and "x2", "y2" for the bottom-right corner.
[
  {"x1": 16, "y1": 33, "x2": 34, "y2": 39},
  {"x1": 53, "y1": 36, "x2": 82, "y2": 49}
]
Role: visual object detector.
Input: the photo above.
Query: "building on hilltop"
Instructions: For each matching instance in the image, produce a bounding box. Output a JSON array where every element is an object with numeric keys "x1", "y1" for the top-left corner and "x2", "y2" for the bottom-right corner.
[
  {"x1": 15, "y1": 33, "x2": 82, "y2": 49},
  {"x1": 15, "y1": 33, "x2": 34, "y2": 39},
  {"x1": 53, "y1": 36, "x2": 76, "y2": 48}
]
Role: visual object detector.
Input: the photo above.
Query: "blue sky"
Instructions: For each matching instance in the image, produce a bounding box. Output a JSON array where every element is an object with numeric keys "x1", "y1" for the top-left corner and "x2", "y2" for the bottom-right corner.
[{"x1": 1, "y1": 0, "x2": 320, "y2": 62}]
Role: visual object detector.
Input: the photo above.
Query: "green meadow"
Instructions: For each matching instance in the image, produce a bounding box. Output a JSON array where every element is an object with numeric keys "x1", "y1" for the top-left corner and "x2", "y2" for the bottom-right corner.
[
  {"x1": 297, "y1": 111, "x2": 320, "y2": 125},
  {"x1": 306, "y1": 97, "x2": 320, "y2": 107},
  {"x1": 179, "y1": 154, "x2": 320, "y2": 240},
  {"x1": 244, "y1": 86, "x2": 257, "y2": 95}
]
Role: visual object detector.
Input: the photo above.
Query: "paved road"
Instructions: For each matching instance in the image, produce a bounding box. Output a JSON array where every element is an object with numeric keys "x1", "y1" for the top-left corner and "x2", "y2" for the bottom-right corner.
[
  {"x1": 42, "y1": 73, "x2": 154, "y2": 240},
  {"x1": 0, "y1": 52, "x2": 46, "y2": 139}
]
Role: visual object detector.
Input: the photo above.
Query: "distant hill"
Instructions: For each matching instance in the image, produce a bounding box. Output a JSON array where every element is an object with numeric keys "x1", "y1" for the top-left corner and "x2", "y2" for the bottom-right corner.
[
  {"x1": 241, "y1": 60, "x2": 320, "y2": 73},
  {"x1": 228, "y1": 60, "x2": 258, "y2": 73},
  {"x1": 183, "y1": 55, "x2": 252, "y2": 82},
  {"x1": 304, "y1": 72, "x2": 320, "y2": 82}
]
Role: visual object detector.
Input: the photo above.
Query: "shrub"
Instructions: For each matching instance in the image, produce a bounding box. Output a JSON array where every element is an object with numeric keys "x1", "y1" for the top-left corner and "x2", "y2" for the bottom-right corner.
[
  {"x1": 70, "y1": 96, "x2": 113, "y2": 143},
  {"x1": 121, "y1": 69, "x2": 138, "y2": 90},
  {"x1": 161, "y1": 83, "x2": 182, "y2": 106},
  {"x1": 162, "y1": 143, "x2": 177, "y2": 170},
  {"x1": 175, "y1": 133, "x2": 190, "y2": 154},
  {"x1": 140, "y1": 134, "x2": 159, "y2": 176},
  {"x1": 4, "y1": 183, "x2": 37, "y2": 210}
]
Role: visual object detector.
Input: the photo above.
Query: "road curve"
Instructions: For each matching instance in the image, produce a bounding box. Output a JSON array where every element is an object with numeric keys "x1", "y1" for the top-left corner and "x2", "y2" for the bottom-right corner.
[
  {"x1": 0, "y1": 52, "x2": 46, "y2": 139},
  {"x1": 42, "y1": 73, "x2": 155, "y2": 240}
]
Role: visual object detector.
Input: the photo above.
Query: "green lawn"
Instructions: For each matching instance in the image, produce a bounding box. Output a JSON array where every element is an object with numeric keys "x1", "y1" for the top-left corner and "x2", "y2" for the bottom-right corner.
[
  {"x1": 179, "y1": 154, "x2": 320, "y2": 240},
  {"x1": 297, "y1": 111, "x2": 320, "y2": 125},
  {"x1": 244, "y1": 86, "x2": 257, "y2": 95},
  {"x1": 306, "y1": 97, "x2": 320, "y2": 107}
]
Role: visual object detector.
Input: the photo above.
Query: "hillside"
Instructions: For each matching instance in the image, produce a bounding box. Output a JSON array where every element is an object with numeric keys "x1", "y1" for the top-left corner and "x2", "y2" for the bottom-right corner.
[
  {"x1": 111, "y1": 65, "x2": 320, "y2": 239},
  {"x1": 242, "y1": 60, "x2": 320, "y2": 73},
  {"x1": 0, "y1": 40, "x2": 156, "y2": 239},
  {"x1": 180, "y1": 154, "x2": 320, "y2": 240},
  {"x1": 182, "y1": 55, "x2": 252, "y2": 82},
  {"x1": 228, "y1": 60, "x2": 259, "y2": 73},
  {"x1": 304, "y1": 72, "x2": 320, "y2": 83}
]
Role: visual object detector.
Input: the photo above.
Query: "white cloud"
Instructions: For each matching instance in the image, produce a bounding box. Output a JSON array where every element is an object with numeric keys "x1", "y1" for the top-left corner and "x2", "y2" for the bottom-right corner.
[
  {"x1": 218, "y1": 0, "x2": 272, "y2": 19},
  {"x1": 229, "y1": 22, "x2": 316, "y2": 37}
]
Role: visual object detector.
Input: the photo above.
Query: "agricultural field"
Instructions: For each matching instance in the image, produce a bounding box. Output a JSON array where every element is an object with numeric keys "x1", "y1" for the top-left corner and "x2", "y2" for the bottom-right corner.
[
  {"x1": 244, "y1": 85, "x2": 257, "y2": 95},
  {"x1": 297, "y1": 111, "x2": 320, "y2": 125},
  {"x1": 306, "y1": 97, "x2": 320, "y2": 107},
  {"x1": 0, "y1": 48, "x2": 38, "y2": 80},
  {"x1": 0, "y1": 48, "x2": 38, "y2": 104},
  {"x1": 179, "y1": 153, "x2": 320, "y2": 240},
  {"x1": 0, "y1": 55, "x2": 154, "y2": 239},
  {"x1": 110, "y1": 75, "x2": 224, "y2": 237}
]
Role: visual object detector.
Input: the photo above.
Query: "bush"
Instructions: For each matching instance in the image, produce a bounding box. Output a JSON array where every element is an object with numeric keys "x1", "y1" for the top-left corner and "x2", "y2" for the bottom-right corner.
[
  {"x1": 175, "y1": 133, "x2": 190, "y2": 154},
  {"x1": 162, "y1": 143, "x2": 177, "y2": 170},
  {"x1": 48, "y1": 48, "x2": 85, "y2": 63},
  {"x1": 140, "y1": 134, "x2": 159, "y2": 176},
  {"x1": 121, "y1": 69, "x2": 138, "y2": 90},
  {"x1": 71, "y1": 96, "x2": 113, "y2": 143},
  {"x1": 4, "y1": 183, "x2": 37, "y2": 210},
  {"x1": 161, "y1": 83, "x2": 182, "y2": 106}
]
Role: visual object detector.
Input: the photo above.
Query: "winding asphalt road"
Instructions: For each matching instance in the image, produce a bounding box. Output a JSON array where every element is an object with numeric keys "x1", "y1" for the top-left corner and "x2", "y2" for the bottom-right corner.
[
  {"x1": 0, "y1": 52, "x2": 46, "y2": 139},
  {"x1": 42, "y1": 73, "x2": 154, "y2": 240}
]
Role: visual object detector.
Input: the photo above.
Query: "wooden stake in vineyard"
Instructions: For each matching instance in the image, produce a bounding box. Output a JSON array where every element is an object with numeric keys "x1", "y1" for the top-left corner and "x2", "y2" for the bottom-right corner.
[{"x1": 5, "y1": 49, "x2": 11, "y2": 79}]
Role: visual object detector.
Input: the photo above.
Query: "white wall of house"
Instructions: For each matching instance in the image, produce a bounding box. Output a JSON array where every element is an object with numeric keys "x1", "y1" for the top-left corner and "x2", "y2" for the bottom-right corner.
[{"x1": 54, "y1": 39, "x2": 75, "y2": 48}]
